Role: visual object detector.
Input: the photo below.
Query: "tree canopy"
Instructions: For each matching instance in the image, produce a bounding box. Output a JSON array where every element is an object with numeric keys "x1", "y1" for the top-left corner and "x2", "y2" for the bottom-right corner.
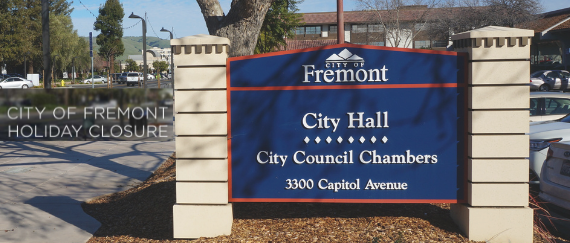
[
  {"x1": 94, "y1": 0, "x2": 125, "y2": 75},
  {"x1": 426, "y1": 0, "x2": 543, "y2": 42},
  {"x1": 255, "y1": 0, "x2": 303, "y2": 54},
  {"x1": 0, "y1": 0, "x2": 77, "y2": 75},
  {"x1": 125, "y1": 58, "x2": 139, "y2": 72},
  {"x1": 50, "y1": 13, "x2": 90, "y2": 78},
  {"x1": 152, "y1": 60, "x2": 169, "y2": 73}
]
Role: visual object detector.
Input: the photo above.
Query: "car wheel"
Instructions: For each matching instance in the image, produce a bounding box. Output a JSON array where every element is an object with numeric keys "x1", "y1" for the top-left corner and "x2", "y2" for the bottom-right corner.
[
  {"x1": 539, "y1": 84, "x2": 550, "y2": 92},
  {"x1": 22, "y1": 85, "x2": 28, "y2": 89}
]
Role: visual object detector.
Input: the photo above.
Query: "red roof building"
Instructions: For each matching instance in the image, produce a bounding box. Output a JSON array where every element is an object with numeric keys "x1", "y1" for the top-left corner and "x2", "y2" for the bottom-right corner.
[{"x1": 286, "y1": 6, "x2": 453, "y2": 51}]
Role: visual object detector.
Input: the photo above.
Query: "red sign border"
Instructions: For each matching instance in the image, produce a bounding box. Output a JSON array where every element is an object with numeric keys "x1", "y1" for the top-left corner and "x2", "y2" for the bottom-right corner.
[{"x1": 226, "y1": 43, "x2": 468, "y2": 203}]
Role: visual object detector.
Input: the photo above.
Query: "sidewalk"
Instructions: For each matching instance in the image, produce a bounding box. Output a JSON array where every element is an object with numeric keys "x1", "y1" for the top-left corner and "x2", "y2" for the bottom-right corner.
[{"x1": 0, "y1": 140, "x2": 175, "y2": 243}]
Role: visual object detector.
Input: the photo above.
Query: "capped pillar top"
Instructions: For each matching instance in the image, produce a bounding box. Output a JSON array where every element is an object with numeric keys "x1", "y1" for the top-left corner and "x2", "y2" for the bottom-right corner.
[
  {"x1": 451, "y1": 26, "x2": 534, "y2": 40},
  {"x1": 170, "y1": 34, "x2": 230, "y2": 46},
  {"x1": 451, "y1": 26, "x2": 534, "y2": 60}
]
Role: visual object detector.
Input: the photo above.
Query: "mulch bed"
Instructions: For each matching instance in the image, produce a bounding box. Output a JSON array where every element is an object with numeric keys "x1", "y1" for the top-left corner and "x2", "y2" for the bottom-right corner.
[{"x1": 82, "y1": 153, "x2": 567, "y2": 242}]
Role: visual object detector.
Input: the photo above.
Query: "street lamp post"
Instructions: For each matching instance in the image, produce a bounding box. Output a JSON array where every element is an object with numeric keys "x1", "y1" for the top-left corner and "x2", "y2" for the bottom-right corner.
[
  {"x1": 129, "y1": 12, "x2": 147, "y2": 88},
  {"x1": 160, "y1": 27, "x2": 174, "y2": 90}
]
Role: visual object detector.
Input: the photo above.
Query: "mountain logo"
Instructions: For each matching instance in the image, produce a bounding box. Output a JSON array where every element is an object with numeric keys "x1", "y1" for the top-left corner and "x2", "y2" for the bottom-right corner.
[{"x1": 325, "y1": 49, "x2": 364, "y2": 63}]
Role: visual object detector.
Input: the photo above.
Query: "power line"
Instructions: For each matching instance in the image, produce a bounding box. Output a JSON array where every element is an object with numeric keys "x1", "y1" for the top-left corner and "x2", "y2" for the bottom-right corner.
[
  {"x1": 123, "y1": 20, "x2": 141, "y2": 30},
  {"x1": 145, "y1": 14, "x2": 161, "y2": 39},
  {"x1": 77, "y1": 0, "x2": 140, "y2": 31}
]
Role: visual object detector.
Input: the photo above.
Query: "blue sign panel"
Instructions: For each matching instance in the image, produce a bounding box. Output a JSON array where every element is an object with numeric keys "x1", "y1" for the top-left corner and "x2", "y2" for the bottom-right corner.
[
  {"x1": 228, "y1": 44, "x2": 466, "y2": 203},
  {"x1": 89, "y1": 32, "x2": 93, "y2": 58}
]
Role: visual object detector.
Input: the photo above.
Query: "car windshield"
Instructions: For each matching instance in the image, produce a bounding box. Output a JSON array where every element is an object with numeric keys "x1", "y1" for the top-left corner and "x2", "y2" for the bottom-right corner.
[
  {"x1": 128, "y1": 73, "x2": 138, "y2": 77},
  {"x1": 531, "y1": 71, "x2": 545, "y2": 78}
]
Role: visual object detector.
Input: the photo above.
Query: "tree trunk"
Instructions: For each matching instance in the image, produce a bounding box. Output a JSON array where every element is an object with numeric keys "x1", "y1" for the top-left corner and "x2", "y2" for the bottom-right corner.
[
  {"x1": 110, "y1": 55, "x2": 115, "y2": 75},
  {"x1": 196, "y1": 0, "x2": 274, "y2": 57},
  {"x1": 28, "y1": 60, "x2": 34, "y2": 74}
]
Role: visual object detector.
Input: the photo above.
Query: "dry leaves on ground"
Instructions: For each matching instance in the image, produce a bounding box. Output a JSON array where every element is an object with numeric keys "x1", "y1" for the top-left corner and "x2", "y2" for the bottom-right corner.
[{"x1": 83, "y1": 153, "x2": 567, "y2": 243}]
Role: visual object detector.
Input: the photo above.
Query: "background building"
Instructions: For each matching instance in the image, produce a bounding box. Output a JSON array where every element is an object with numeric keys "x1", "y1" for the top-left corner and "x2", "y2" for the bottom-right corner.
[
  {"x1": 287, "y1": 6, "x2": 451, "y2": 51},
  {"x1": 127, "y1": 47, "x2": 172, "y2": 73},
  {"x1": 528, "y1": 7, "x2": 570, "y2": 72}
]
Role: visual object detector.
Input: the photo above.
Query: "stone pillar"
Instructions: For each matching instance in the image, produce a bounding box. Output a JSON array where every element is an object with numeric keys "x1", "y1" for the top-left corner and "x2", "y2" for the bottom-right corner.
[
  {"x1": 450, "y1": 26, "x2": 534, "y2": 242},
  {"x1": 171, "y1": 34, "x2": 232, "y2": 239}
]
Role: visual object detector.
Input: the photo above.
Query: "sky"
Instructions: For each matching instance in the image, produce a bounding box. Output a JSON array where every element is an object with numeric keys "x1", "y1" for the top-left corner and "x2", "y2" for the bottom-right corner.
[{"x1": 70, "y1": 0, "x2": 569, "y2": 39}]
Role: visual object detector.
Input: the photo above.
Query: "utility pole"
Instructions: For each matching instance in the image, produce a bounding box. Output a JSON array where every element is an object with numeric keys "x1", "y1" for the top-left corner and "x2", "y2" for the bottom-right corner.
[
  {"x1": 42, "y1": 0, "x2": 51, "y2": 89},
  {"x1": 337, "y1": 0, "x2": 344, "y2": 44}
]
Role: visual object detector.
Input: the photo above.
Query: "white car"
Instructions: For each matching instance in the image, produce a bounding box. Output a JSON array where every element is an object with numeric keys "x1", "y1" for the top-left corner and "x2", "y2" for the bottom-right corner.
[
  {"x1": 122, "y1": 72, "x2": 141, "y2": 86},
  {"x1": 0, "y1": 77, "x2": 34, "y2": 89},
  {"x1": 531, "y1": 92, "x2": 570, "y2": 123},
  {"x1": 529, "y1": 116, "x2": 570, "y2": 183},
  {"x1": 83, "y1": 75, "x2": 108, "y2": 84},
  {"x1": 147, "y1": 73, "x2": 154, "y2": 80},
  {"x1": 539, "y1": 141, "x2": 570, "y2": 211}
]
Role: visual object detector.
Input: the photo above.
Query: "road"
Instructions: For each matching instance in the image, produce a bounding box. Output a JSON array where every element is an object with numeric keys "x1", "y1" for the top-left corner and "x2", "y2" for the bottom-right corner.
[{"x1": 63, "y1": 79, "x2": 173, "y2": 89}]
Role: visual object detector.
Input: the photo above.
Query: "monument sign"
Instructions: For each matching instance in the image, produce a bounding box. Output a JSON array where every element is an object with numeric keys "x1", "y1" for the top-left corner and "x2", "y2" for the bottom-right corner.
[{"x1": 227, "y1": 44, "x2": 467, "y2": 203}]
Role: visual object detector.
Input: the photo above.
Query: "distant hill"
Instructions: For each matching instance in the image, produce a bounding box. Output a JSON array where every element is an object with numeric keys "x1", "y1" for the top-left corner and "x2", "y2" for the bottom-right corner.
[{"x1": 82, "y1": 36, "x2": 170, "y2": 61}]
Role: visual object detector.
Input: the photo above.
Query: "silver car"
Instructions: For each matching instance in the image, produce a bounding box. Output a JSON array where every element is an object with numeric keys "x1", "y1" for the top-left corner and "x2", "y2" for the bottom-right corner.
[
  {"x1": 83, "y1": 75, "x2": 108, "y2": 84},
  {"x1": 539, "y1": 141, "x2": 570, "y2": 211},
  {"x1": 0, "y1": 77, "x2": 34, "y2": 89},
  {"x1": 530, "y1": 70, "x2": 570, "y2": 92}
]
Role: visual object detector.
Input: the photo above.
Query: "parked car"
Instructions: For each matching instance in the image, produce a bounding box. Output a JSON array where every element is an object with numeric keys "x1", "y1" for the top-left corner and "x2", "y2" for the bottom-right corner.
[
  {"x1": 530, "y1": 70, "x2": 570, "y2": 91},
  {"x1": 121, "y1": 72, "x2": 141, "y2": 86},
  {"x1": 529, "y1": 115, "x2": 570, "y2": 184},
  {"x1": 531, "y1": 92, "x2": 570, "y2": 122},
  {"x1": 82, "y1": 75, "x2": 107, "y2": 84},
  {"x1": 0, "y1": 77, "x2": 33, "y2": 89},
  {"x1": 539, "y1": 141, "x2": 570, "y2": 211},
  {"x1": 147, "y1": 73, "x2": 154, "y2": 80},
  {"x1": 116, "y1": 73, "x2": 127, "y2": 84},
  {"x1": 111, "y1": 73, "x2": 122, "y2": 83}
]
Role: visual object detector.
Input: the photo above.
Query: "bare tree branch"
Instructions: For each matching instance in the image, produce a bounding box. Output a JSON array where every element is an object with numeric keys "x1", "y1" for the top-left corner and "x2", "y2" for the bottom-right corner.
[
  {"x1": 196, "y1": 0, "x2": 274, "y2": 57},
  {"x1": 357, "y1": 0, "x2": 442, "y2": 48}
]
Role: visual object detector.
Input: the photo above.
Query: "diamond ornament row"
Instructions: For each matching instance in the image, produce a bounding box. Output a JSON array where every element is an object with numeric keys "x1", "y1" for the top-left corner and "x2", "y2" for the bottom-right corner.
[{"x1": 304, "y1": 136, "x2": 388, "y2": 144}]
